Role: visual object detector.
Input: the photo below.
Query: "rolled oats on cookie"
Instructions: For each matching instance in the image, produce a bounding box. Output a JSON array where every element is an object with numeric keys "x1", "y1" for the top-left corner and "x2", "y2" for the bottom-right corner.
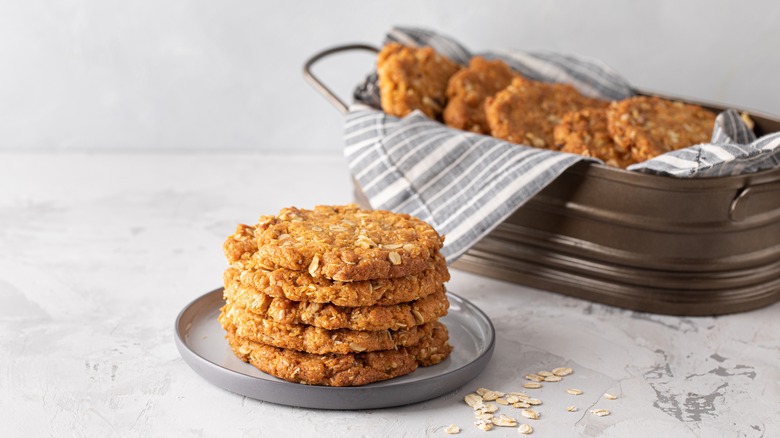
[
  {"x1": 223, "y1": 319, "x2": 451, "y2": 386},
  {"x1": 251, "y1": 204, "x2": 445, "y2": 282},
  {"x1": 554, "y1": 108, "x2": 636, "y2": 168},
  {"x1": 228, "y1": 252, "x2": 449, "y2": 307},
  {"x1": 606, "y1": 96, "x2": 716, "y2": 163},
  {"x1": 485, "y1": 77, "x2": 609, "y2": 149},
  {"x1": 224, "y1": 276, "x2": 449, "y2": 331},
  {"x1": 220, "y1": 299, "x2": 435, "y2": 355}
]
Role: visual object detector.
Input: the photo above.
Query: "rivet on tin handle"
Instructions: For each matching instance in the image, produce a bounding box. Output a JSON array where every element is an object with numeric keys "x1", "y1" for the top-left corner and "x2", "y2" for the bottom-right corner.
[
  {"x1": 729, "y1": 181, "x2": 780, "y2": 221},
  {"x1": 303, "y1": 43, "x2": 379, "y2": 115}
]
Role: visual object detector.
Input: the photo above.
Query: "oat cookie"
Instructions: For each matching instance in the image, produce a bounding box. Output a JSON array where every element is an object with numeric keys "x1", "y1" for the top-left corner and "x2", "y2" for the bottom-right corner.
[
  {"x1": 377, "y1": 42, "x2": 461, "y2": 120},
  {"x1": 220, "y1": 300, "x2": 434, "y2": 355},
  {"x1": 407, "y1": 320, "x2": 452, "y2": 367},
  {"x1": 227, "y1": 252, "x2": 448, "y2": 307},
  {"x1": 223, "y1": 223, "x2": 257, "y2": 264},
  {"x1": 554, "y1": 108, "x2": 635, "y2": 168},
  {"x1": 606, "y1": 96, "x2": 716, "y2": 162},
  {"x1": 250, "y1": 204, "x2": 445, "y2": 282},
  {"x1": 224, "y1": 276, "x2": 449, "y2": 331},
  {"x1": 443, "y1": 56, "x2": 519, "y2": 134},
  {"x1": 485, "y1": 77, "x2": 609, "y2": 149},
  {"x1": 224, "y1": 321, "x2": 451, "y2": 386}
]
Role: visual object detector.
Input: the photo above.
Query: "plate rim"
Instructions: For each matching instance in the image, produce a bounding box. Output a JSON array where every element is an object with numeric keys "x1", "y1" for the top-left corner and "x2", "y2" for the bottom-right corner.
[{"x1": 174, "y1": 287, "x2": 495, "y2": 408}]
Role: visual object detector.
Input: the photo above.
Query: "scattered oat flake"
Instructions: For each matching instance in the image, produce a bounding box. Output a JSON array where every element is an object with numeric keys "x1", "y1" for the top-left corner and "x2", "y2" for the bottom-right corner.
[
  {"x1": 552, "y1": 367, "x2": 573, "y2": 376},
  {"x1": 513, "y1": 401, "x2": 531, "y2": 409},
  {"x1": 444, "y1": 424, "x2": 460, "y2": 434},
  {"x1": 604, "y1": 393, "x2": 618, "y2": 400},
  {"x1": 496, "y1": 398, "x2": 509, "y2": 406},
  {"x1": 523, "y1": 382, "x2": 542, "y2": 389},
  {"x1": 518, "y1": 423, "x2": 534, "y2": 435},
  {"x1": 566, "y1": 405, "x2": 578, "y2": 412},
  {"x1": 475, "y1": 413, "x2": 494, "y2": 421},
  {"x1": 537, "y1": 371, "x2": 554, "y2": 377},
  {"x1": 544, "y1": 375, "x2": 562, "y2": 382},
  {"x1": 505, "y1": 395, "x2": 521, "y2": 404},
  {"x1": 482, "y1": 390, "x2": 504, "y2": 401},
  {"x1": 527, "y1": 398, "x2": 542, "y2": 406},
  {"x1": 566, "y1": 388, "x2": 583, "y2": 395},
  {"x1": 464, "y1": 393, "x2": 483, "y2": 407},
  {"x1": 475, "y1": 388, "x2": 489, "y2": 396},
  {"x1": 475, "y1": 419, "x2": 493, "y2": 431},
  {"x1": 525, "y1": 374, "x2": 544, "y2": 382},
  {"x1": 492, "y1": 414, "x2": 518, "y2": 427},
  {"x1": 477, "y1": 403, "x2": 499, "y2": 414},
  {"x1": 521, "y1": 409, "x2": 540, "y2": 420},
  {"x1": 591, "y1": 409, "x2": 611, "y2": 417}
]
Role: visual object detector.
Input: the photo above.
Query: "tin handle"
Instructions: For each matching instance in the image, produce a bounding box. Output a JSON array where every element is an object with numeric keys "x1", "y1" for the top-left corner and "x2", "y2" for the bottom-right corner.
[
  {"x1": 729, "y1": 180, "x2": 780, "y2": 222},
  {"x1": 303, "y1": 44, "x2": 379, "y2": 115}
]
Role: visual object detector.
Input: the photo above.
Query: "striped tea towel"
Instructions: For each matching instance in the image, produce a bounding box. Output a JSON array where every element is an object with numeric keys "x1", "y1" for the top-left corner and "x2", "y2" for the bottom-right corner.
[{"x1": 344, "y1": 27, "x2": 780, "y2": 263}]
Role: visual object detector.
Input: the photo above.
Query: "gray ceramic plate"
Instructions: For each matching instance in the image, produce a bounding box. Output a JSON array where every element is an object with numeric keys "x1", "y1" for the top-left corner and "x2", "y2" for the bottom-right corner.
[{"x1": 174, "y1": 288, "x2": 495, "y2": 410}]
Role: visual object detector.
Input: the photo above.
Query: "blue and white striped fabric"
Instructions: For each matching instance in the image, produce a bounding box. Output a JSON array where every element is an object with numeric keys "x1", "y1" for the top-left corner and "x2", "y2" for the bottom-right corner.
[{"x1": 345, "y1": 27, "x2": 780, "y2": 262}]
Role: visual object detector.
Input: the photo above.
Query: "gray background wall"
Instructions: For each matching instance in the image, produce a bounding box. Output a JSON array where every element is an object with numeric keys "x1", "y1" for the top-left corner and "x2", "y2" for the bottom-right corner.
[{"x1": 1, "y1": 0, "x2": 777, "y2": 153}]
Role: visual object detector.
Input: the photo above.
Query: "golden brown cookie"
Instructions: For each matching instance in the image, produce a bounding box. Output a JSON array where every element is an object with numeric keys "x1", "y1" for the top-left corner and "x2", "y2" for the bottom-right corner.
[
  {"x1": 485, "y1": 77, "x2": 609, "y2": 149},
  {"x1": 227, "y1": 252, "x2": 448, "y2": 307},
  {"x1": 406, "y1": 320, "x2": 452, "y2": 367},
  {"x1": 220, "y1": 300, "x2": 434, "y2": 355},
  {"x1": 224, "y1": 275, "x2": 449, "y2": 331},
  {"x1": 443, "y1": 56, "x2": 519, "y2": 134},
  {"x1": 224, "y1": 321, "x2": 452, "y2": 386},
  {"x1": 554, "y1": 108, "x2": 635, "y2": 168},
  {"x1": 377, "y1": 42, "x2": 461, "y2": 120},
  {"x1": 606, "y1": 96, "x2": 716, "y2": 162},
  {"x1": 223, "y1": 223, "x2": 258, "y2": 265},
  {"x1": 249, "y1": 205, "x2": 445, "y2": 282}
]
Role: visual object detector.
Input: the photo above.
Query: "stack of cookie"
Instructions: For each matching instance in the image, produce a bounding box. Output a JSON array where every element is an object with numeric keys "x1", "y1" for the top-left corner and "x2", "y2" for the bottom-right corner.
[{"x1": 219, "y1": 204, "x2": 453, "y2": 386}]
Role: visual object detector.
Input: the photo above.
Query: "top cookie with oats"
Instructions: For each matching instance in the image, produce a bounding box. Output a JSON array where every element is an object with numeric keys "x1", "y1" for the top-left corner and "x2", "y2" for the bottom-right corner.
[{"x1": 251, "y1": 205, "x2": 445, "y2": 282}]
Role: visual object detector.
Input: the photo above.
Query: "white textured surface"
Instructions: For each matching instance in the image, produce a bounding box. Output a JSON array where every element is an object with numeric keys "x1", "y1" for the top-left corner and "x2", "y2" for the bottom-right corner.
[
  {"x1": 1, "y1": 153, "x2": 778, "y2": 437},
  {"x1": 0, "y1": 0, "x2": 779, "y2": 153}
]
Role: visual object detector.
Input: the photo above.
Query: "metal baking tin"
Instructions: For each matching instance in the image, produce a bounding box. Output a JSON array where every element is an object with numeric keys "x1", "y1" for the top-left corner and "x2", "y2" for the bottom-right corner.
[{"x1": 304, "y1": 44, "x2": 780, "y2": 316}]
